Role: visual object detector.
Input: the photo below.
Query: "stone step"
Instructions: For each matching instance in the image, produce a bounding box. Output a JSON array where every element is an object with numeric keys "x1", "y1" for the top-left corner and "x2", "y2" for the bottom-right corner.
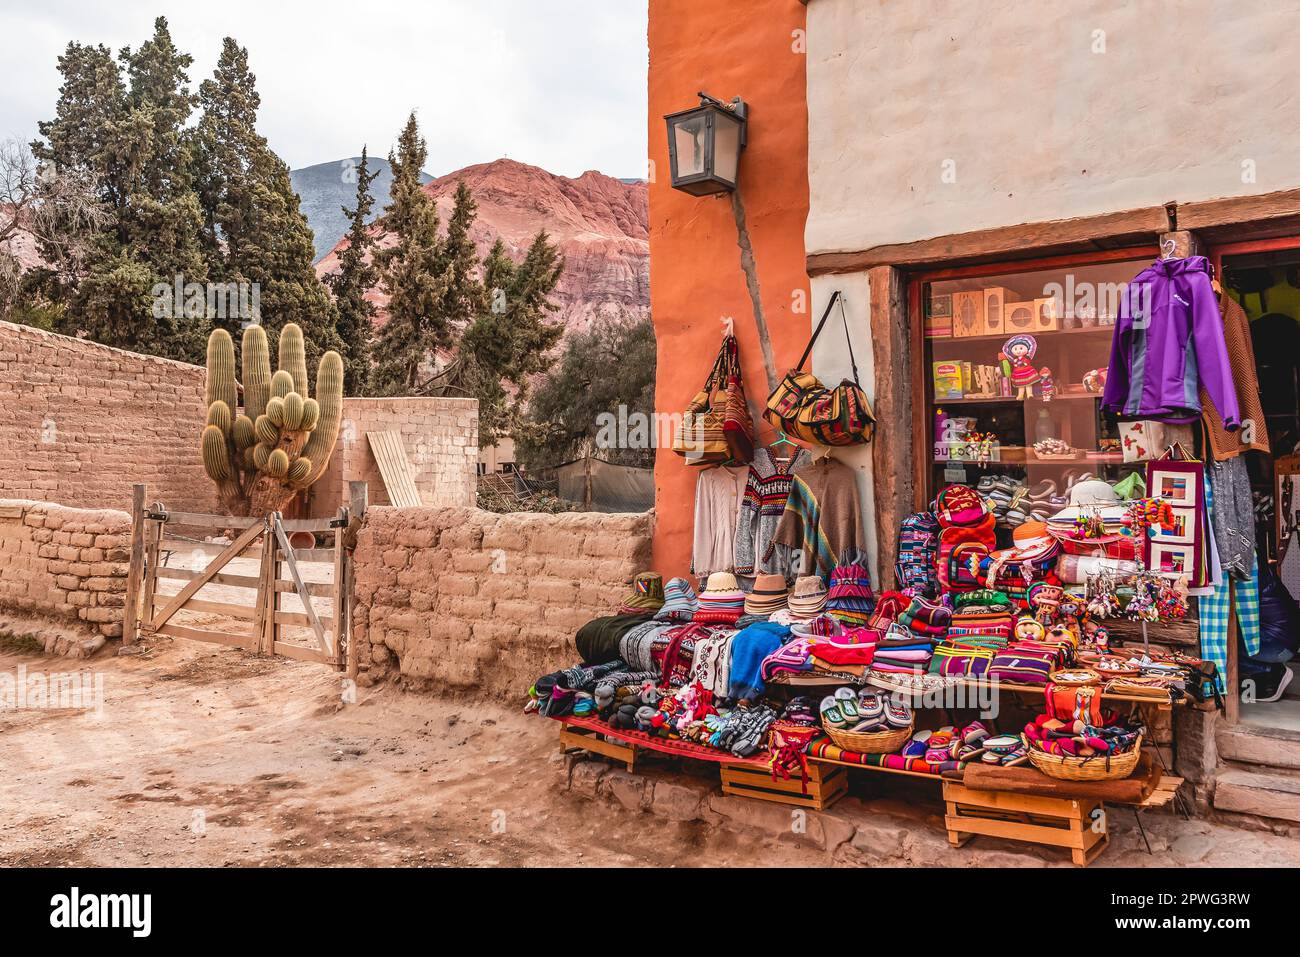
[
  {"x1": 1213, "y1": 768, "x2": 1300, "y2": 823},
  {"x1": 1216, "y1": 723, "x2": 1300, "y2": 771}
]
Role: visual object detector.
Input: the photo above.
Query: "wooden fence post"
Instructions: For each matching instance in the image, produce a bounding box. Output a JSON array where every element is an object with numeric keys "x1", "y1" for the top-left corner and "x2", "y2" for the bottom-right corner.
[
  {"x1": 122, "y1": 484, "x2": 146, "y2": 645},
  {"x1": 346, "y1": 481, "x2": 367, "y2": 681}
]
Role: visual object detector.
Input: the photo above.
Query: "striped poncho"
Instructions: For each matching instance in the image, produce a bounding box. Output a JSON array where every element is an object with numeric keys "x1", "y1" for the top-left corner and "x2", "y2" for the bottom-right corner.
[{"x1": 765, "y1": 458, "x2": 866, "y2": 580}]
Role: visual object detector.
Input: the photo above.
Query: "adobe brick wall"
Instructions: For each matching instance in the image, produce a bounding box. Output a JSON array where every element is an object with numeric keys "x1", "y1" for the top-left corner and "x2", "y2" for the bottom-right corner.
[
  {"x1": 0, "y1": 321, "x2": 218, "y2": 513},
  {"x1": 308, "y1": 397, "x2": 479, "y2": 516},
  {"x1": 0, "y1": 498, "x2": 130, "y2": 643},
  {"x1": 351, "y1": 506, "x2": 654, "y2": 697}
]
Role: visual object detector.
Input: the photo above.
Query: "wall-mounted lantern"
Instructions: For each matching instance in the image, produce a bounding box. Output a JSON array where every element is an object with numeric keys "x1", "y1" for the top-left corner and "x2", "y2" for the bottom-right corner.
[{"x1": 664, "y1": 93, "x2": 747, "y2": 195}]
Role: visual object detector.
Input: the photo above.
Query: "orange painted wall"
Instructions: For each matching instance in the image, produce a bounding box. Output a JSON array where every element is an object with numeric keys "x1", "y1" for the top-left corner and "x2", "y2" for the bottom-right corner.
[{"x1": 648, "y1": 0, "x2": 811, "y2": 580}]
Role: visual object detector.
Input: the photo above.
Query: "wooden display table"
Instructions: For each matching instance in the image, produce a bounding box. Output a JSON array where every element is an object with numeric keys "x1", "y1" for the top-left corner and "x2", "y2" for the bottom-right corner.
[
  {"x1": 942, "y1": 772, "x2": 1184, "y2": 867},
  {"x1": 943, "y1": 780, "x2": 1108, "y2": 866}
]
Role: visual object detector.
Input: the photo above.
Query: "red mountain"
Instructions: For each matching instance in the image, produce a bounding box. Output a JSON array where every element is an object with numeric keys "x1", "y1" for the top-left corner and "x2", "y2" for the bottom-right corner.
[{"x1": 314, "y1": 158, "x2": 649, "y2": 333}]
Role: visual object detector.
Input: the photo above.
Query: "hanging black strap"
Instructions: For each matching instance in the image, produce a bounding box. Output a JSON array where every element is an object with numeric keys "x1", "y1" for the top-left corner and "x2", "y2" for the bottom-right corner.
[{"x1": 795, "y1": 291, "x2": 861, "y2": 386}]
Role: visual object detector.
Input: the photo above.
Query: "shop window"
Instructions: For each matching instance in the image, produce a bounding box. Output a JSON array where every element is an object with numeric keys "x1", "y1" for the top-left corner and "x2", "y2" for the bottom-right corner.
[{"x1": 919, "y1": 256, "x2": 1152, "y2": 504}]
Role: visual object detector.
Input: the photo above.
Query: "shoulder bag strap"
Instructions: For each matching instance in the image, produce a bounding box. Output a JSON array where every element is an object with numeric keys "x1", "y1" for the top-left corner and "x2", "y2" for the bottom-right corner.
[
  {"x1": 837, "y1": 292, "x2": 862, "y2": 387},
  {"x1": 795, "y1": 291, "x2": 843, "y2": 371}
]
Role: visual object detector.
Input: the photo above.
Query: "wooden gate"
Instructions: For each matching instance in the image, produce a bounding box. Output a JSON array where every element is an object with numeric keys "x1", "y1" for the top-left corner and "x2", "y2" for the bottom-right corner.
[{"x1": 124, "y1": 483, "x2": 359, "y2": 670}]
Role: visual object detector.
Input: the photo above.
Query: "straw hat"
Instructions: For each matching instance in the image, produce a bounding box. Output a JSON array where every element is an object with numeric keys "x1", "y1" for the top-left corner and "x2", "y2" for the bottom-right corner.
[
  {"x1": 787, "y1": 575, "x2": 828, "y2": 619},
  {"x1": 695, "y1": 571, "x2": 746, "y2": 625},
  {"x1": 618, "y1": 572, "x2": 664, "y2": 614},
  {"x1": 1068, "y1": 479, "x2": 1120, "y2": 507},
  {"x1": 744, "y1": 573, "x2": 789, "y2": 617}
]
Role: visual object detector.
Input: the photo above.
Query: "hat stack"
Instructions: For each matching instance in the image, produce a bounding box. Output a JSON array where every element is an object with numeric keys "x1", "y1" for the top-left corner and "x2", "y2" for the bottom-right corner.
[
  {"x1": 826, "y1": 553, "x2": 875, "y2": 627},
  {"x1": 655, "y1": 577, "x2": 698, "y2": 622},
  {"x1": 744, "y1": 574, "x2": 789, "y2": 618},
  {"x1": 694, "y1": 572, "x2": 746, "y2": 625},
  {"x1": 787, "y1": 576, "x2": 829, "y2": 620},
  {"x1": 618, "y1": 572, "x2": 665, "y2": 615}
]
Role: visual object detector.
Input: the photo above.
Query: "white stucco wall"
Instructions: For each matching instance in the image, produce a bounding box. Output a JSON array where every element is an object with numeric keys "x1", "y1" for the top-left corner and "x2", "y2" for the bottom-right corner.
[
  {"x1": 807, "y1": 275, "x2": 878, "y2": 586},
  {"x1": 805, "y1": 0, "x2": 1300, "y2": 255}
]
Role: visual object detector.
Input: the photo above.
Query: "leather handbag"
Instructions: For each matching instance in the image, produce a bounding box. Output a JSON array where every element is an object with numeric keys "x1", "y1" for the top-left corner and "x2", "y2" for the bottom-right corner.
[
  {"x1": 671, "y1": 334, "x2": 753, "y2": 466},
  {"x1": 764, "y1": 291, "x2": 875, "y2": 446}
]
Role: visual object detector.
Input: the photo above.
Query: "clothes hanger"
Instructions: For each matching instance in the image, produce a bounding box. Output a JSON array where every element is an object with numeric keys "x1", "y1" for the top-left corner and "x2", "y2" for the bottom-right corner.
[
  {"x1": 769, "y1": 430, "x2": 797, "y2": 464},
  {"x1": 1160, "y1": 238, "x2": 1180, "y2": 260}
]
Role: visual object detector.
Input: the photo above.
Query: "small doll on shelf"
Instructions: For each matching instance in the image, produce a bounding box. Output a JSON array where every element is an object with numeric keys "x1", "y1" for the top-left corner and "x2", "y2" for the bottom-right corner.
[{"x1": 999, "y1": 334, "x2": 1054, "y2": 401}]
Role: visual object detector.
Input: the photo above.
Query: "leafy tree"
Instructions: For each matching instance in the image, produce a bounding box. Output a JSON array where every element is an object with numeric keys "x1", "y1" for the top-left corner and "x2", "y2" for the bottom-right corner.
[
  {"x1": 32, "y1": 17, "x2": 210, "y2": 361},
  {"x1": 322, "y1": 146, "x2": 380, "y2": 395},
  {"x1": 517, "y1": 312, "x2": 656, "y2": 469},
  {"x1": 452, "y1": 232, "x2": 564, "y2": 445}
]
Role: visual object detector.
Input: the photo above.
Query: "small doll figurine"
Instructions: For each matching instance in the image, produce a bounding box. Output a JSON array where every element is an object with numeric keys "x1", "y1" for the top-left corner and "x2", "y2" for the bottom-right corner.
[
  {"x1": 1028, "y1": 580, "x2": 1064, "y2": 625},
  {"x1": 999, "y1": 334, "x2": 1054, "y2": 400},
  {"x1": 1014, "y1": 615, "x2": 1046, "y2": 641}
]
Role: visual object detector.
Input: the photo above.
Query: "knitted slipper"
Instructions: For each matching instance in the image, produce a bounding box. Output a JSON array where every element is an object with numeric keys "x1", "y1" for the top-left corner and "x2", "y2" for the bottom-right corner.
[
  {"x1": 961, "y1": 720, "x2": 990, "y2": 746},
  {"x1": 856, "y1": 690, "x2": 885, "y2": 722},
  {"x1": 834, "y1": 687, "x2": 861, "y2": 722},
  {"x1": 883, "y1": 698, "x2": 912, "y2": 729},
  {"x1": 820, "y1": 696, "x2": 848, "y2": 730},
  {"x1": 901, "y1": 729, "x2": 931, "y2": 758}
]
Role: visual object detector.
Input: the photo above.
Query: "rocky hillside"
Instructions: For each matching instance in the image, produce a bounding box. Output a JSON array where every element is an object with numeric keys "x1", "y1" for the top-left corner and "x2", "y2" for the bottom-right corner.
[
  {"x1": 313, "y1": 158, "x2": 648, "y2": 333},
  {"x1": 290, "y1": 157, "x2": 432, "y2": 261}
]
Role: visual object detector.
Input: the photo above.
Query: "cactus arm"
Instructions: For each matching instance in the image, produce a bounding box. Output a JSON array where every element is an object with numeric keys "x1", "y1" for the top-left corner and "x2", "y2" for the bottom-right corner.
[
  {"x1": 279, "y1": 323, "x2": 309, "y2": 396},
  {"x1": 301, "y1": 351, "x2": 344, "y2": 486},
  {"x1": 241, "y1": 325, "x2": 272, "y2": 424}
]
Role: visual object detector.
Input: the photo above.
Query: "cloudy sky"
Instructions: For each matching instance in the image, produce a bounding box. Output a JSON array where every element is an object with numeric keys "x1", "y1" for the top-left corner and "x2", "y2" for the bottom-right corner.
[{"x1": 0, "y1": 0, "x2": 649, "y2": 178}]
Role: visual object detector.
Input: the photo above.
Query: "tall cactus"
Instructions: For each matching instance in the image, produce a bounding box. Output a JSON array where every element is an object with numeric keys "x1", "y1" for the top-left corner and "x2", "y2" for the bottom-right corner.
[{"x1": 200, "y1": 322, "x2": 346, "y2": 518}]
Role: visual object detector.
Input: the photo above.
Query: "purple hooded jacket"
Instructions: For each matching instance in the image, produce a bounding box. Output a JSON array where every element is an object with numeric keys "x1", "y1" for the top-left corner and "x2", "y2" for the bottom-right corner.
[{"x1": 1101, "y1": 256, "x2": 1240, "y2": 428}]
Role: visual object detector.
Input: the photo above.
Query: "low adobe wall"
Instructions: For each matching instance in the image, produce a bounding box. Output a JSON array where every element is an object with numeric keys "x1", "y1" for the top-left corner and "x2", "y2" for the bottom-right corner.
[
  {"x1": 351, "y1": 507, "x2": 654, "y2": 697},
  {"x1": 0, "y1": 499, "x2": 130, "y2": 651},
  {"x1": 0, "y1": 321, "x2": 219, "y2": 513}
]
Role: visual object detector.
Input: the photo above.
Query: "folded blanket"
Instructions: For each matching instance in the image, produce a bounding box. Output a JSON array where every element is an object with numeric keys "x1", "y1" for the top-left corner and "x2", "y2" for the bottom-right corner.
[
  {"x1": 807, "y1": 736, "x2": 964, "y2": 774},
  {"x1": 727, "y1": 621, "x2": 793, "y2": 701}
]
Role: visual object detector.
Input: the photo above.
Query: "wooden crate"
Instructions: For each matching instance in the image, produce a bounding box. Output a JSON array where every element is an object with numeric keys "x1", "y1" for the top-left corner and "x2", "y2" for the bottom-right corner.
[
  {"x1": 720, "y1": 760, "x2": 847, "y2": 811},
  {"x1": 942, "y1": 780, "x2": 1108, "y2": 867}
]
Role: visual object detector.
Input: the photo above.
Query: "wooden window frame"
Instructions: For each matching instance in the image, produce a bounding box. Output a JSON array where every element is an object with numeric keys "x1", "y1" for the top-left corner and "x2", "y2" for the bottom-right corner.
[{"x1": 904, "y1": 244, "x2": 1159, "y2": 510}]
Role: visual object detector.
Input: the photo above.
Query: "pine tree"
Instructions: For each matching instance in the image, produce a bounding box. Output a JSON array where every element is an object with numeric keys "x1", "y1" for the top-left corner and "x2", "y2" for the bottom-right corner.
[
  {"x1": 371, "y1": 113, "x2": 450, "y2": 394},
  {"x1": 323, "y1": 147, "x2": 380, "y2": 395},
  {"x1": 192, "y1": 37, "x2": 341, "y2": 368},
  {"x1": 32, "y1": 17, "x2": 211, "y2": 362}
]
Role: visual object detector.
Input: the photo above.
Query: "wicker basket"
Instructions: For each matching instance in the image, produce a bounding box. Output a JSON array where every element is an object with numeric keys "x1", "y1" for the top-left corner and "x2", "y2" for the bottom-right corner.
[
  {"x1": 1026, "y1": 734, "x2": 1143, "y2": 781},
  {"x1": 1050, "y1": 668, "x2": 1101, "y2": 686},
  {"x1": 823, "y1": 722, "x2": 913, "y2": 755}
]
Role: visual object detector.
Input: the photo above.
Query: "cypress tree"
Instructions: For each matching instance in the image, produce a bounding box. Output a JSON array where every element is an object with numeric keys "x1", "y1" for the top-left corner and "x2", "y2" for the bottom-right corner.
[
  {"x1": 194, "y1": 37, "x2": 341, "y2": 368},
  {"x1": 371, "y1": 113, "x2": 449, "y2": 394},
  {"x1": 323, "y1": 146, "x2": 380, "y2": 395},
  {"x1": 33, "y1": 17, "x2": 210, "y2": 362}
]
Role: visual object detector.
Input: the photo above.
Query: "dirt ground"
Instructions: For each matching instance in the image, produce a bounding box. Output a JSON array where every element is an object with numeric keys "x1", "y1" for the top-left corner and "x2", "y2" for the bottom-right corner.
[
  {"x1": 0, "y1": 636, "x2": 825, "y2": 867},
  {"x1": 2, "y1": 635, "x2": 1298, "y2": 868}
]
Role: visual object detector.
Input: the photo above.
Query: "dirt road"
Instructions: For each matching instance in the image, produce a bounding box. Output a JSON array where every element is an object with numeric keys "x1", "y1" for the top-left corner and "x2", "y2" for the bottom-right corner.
[
  {"x1": 2, "y1": 636, "x2": 1297, "y2": 868},
  {"x1": 0, "y1": 637, "x2": 818, "y2": 867}
]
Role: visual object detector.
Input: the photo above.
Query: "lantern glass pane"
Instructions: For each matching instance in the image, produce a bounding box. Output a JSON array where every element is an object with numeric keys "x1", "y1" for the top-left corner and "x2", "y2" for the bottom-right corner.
[
  {"x1": 711, "y1": 113, "x2": 741, "y2": 183},
  {"x1": 672, "y1": 114, "x2": 708, "y2": 178}
]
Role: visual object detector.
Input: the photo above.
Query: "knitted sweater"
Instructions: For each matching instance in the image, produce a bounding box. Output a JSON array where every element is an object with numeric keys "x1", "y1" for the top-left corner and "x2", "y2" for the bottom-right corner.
[
  {"x1": 734, "y1": 446, "x2": 812, "y2": 578},
  {"x1": 692, "y1": 465, "x2": 748, "y2": 577},
  {"x1": 766, "y1": 458, "x2": 866, "y2": 579}
]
